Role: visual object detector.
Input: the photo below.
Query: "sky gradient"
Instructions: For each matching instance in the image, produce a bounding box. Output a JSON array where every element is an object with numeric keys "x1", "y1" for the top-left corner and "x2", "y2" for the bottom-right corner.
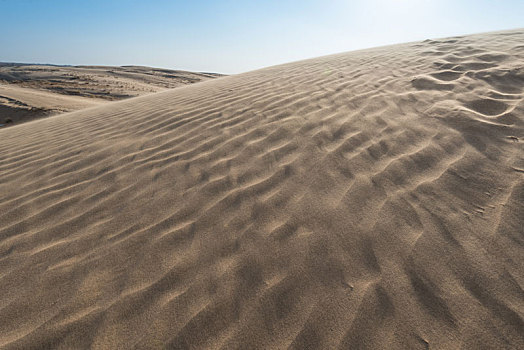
[{"x1": 1, "y1": 0, "x2": 523, "y2": 74}]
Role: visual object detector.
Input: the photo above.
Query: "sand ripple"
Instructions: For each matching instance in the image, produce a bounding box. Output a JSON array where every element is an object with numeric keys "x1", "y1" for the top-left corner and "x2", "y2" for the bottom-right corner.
[{"x1": 0, "y1": 29, "x2": 523, "y2": 349}]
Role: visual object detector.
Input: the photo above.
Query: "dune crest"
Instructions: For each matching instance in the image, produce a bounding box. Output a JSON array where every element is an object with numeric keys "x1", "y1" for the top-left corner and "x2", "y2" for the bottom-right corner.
[
  {"x1": 0, "y1": 64, "x2": 223, "y2": 126},
  {"x1": 0, "y1": 29, "x2": 523, "y2": 349}
]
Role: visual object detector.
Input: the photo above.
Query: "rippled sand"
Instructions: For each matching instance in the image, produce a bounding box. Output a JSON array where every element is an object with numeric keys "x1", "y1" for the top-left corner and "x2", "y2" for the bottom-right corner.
[{"x1": 0, "y1": 29, "x2": 523, "y2": 349}]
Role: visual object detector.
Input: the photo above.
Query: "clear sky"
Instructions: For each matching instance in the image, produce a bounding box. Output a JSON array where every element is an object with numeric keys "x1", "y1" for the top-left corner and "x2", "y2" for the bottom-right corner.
[{"x1": 1, "y1": 0, "x2": 523, "y2": 74}]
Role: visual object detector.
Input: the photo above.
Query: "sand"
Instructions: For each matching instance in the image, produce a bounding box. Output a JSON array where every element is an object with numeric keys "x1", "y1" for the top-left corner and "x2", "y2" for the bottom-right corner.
[
  {"x1": 0, "y1": 29, "x2": 523, "y2": 349},
  {"x1": 0, "y1": 64, "x2": 223, "y2": 126}
]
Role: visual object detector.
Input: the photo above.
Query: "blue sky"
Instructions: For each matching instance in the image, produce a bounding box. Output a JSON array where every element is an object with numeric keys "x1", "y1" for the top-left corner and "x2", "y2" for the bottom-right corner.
[{"x1": 1, "y1": 0, "x2": 523, "y2": 74}]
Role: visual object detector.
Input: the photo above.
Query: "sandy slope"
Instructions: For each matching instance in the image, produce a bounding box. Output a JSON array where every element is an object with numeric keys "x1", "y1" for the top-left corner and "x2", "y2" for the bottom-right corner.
[
  {"x1": 0, "y1": 29, "x2": 523, "y2": 349},
  {"x1": 0, "y1": 64, "x2": 223, "y2": 126}
]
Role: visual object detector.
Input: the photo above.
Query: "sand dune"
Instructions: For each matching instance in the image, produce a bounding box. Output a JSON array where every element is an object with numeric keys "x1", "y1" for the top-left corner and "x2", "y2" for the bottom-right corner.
[
  {"x1": 0, "y1": 29, "x2": 523, "y2": 349},
  {"x1": 0, "y1": 64, "x2": 223, "y2": 126}
]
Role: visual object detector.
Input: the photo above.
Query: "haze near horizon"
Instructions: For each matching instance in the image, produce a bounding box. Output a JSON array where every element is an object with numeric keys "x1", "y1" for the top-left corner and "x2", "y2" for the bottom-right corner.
[{"x1": 1, "y1": 0, "x2": 523, "y2": 74}]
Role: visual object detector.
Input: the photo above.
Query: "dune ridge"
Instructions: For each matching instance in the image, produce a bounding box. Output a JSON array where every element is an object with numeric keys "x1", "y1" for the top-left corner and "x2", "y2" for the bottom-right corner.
[
  {"x1": 0, "y1": 64, "x2": 223, "y2": 126},
  {"x1": 0, "y1": 29, "x2": 523, "y2": 349}
]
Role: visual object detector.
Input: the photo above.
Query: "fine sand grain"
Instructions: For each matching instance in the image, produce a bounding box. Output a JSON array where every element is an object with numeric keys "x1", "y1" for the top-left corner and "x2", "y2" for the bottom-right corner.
[{"x1": 0, "y1": 29, "x2": 523, "y2": 349}]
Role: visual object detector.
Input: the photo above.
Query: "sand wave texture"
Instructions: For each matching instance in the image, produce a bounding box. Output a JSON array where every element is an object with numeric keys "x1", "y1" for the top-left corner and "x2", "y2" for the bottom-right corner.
[{"x1": 0, "y1": 29, "x2": 523, "y2": 349}]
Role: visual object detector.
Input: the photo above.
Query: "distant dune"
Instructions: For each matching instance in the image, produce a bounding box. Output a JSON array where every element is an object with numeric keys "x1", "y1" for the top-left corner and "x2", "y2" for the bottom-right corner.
[
  {"x1": 0, "y1": 64, "x2": 224, "y2": 126},
  {"x1": 0, "y1": 29, "x2": 523, "y2": 349}
]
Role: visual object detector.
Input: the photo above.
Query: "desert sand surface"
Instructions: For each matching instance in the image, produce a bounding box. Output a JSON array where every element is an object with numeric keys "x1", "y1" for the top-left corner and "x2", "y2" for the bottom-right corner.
[
  {"x1": 0, "y1": 64, "x2": 223, "y2": 126},
  {"x1": 0, "y1": 29, "x2": 523, "y2": 349}
]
